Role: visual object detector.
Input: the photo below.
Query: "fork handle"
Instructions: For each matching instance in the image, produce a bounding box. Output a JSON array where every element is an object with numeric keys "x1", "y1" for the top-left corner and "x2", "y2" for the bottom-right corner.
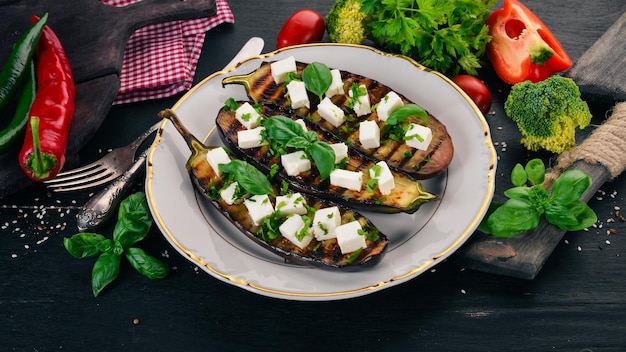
[{"x1": 76, "y1": 151, "x2": 147, "y2": 232}]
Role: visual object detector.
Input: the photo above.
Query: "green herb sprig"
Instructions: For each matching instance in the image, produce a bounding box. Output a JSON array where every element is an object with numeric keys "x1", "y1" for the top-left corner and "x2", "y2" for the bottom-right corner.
[
  {"x1": 359, "y1": 0, "x2": 497, "y2": 76},
  {"x1": 263, "y1": 116, "x2": 335, "y2": 180},
  {"x1": 478, "y1": 159, "x2": 597, "y2": 237},
  {"x1": 383, "y1": 104, "x2": 429, "y2": 142},
  {"x1": 64, "y1": 192, "x2": 169, "y2": 297}
]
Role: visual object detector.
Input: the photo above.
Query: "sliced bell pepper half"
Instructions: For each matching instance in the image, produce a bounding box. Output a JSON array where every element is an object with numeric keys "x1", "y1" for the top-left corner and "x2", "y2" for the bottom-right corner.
[{"x1": 486, "y1": 0, "x2": 572, "y2": 84}]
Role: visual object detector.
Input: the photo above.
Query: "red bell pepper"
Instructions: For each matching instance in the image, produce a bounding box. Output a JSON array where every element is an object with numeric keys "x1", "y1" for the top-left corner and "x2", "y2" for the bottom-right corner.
[
  {"x1": 485, "y1": 0, "x2": 572, "y2": 84},
  {"x1": 19, "y1": 15, "x2": 75, "y2": 181}
]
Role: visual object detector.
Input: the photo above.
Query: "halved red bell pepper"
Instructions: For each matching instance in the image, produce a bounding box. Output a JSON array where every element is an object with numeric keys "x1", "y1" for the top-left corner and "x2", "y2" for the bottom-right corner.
[{"x1": 486, "y1": 0, "x2": 572, "y2": 84}]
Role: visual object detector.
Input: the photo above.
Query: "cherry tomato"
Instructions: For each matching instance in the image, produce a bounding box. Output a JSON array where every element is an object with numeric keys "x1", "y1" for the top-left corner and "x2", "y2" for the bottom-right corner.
[
  {"x1": 276, "y1": 9, "x2": 325, "y2": 49},
  {"x1": 451, "y1": 75, "x2": 492, "y2": 114}
]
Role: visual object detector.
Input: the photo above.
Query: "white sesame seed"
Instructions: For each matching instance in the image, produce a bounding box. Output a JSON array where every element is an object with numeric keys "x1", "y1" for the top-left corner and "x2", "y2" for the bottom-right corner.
[
  {"x1": 577, "y1": 246, "x2": 582, "y2": 252},
  {"x1": 606, "y1": 240, "x2": 611, "y2": 245}
]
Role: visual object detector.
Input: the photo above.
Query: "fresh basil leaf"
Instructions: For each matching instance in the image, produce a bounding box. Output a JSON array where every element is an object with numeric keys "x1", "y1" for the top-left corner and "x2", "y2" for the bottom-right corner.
[
  {"x1": 476, "y1": 201, "x2": 504, "y2": 234},
  {"x1": 503, "y1": 186, "x2": 531, "y2": 200},
  {"x1": 286, "y1": 136, "x2": 310, "y2": 149},
  {"x1": 525, "y1": 158, "x2": 545, "y2": 185},
  {"x1": 302, "y1": 62, "x2": 332, "y2": 99},
  {"x1": 510, "y1": 163, "x2": 527, "y2": 187},
  {"x1": 544, "y1": 203, "x2": 579, "y2": 228},
  {"x1": 550, "y1": 169, "x2": 591, "y2": 206},
  {"x1": 220, "y1": 160, "x2": 274, "y2": 196},
  {"x1": 91, "y1": 252, "x2": 121, "y2": 297},
  {"x1": 263, "y1": 116, "x2": 303, "y2": 145},
  {"x1": 486, "y1": 198, "x2": 540, "y2": 237},
  {"x1": 63, "y1": 233, "x2": 109, "y2": 259},
  {"x1": 125, "y1": 247, "x2": 170, "y2": 279},
  {"x1": 309, "y1": 141, "x2": 336, "y2": 181},
  {"x1": 553, "y1": 200, "x2": 597, "y2": 231},
  {"x1": 304, "y1": 130, "x2": 318, "y2": 144},
  {"x1": 386, "y1": 104, "x2": 428, "y2": 126},
  {"x1": 113, "y1": 192, "x2": 152, "y2": 250}
]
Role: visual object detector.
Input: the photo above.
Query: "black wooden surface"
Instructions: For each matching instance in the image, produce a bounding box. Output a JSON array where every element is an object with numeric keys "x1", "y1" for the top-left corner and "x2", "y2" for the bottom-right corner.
[
  {"x1": 2, "y1": 1, "x2": 626, "y2": 351},
  {"x1": 0, "y1": 0, "x2": 217, "y2": 198}
]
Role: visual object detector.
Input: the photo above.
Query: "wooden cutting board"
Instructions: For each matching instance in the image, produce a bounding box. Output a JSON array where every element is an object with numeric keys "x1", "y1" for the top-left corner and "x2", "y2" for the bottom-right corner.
[
  {"x1": 0, "y1": 0, "x2": 216, "y2": 198},
  {"x1": 459, "y1": 12, "x2": 626, "y2": 279}
]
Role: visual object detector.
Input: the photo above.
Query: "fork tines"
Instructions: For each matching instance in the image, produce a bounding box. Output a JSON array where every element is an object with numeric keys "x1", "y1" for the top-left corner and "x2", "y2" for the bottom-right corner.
[{"x1": 44, "y1": 161, "x2": 122, "y2": 192}]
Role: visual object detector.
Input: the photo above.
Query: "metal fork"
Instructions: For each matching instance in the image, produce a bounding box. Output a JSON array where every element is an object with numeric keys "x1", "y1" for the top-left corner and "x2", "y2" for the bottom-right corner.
[{"x1": 44, "y1": 122, "x2": 160, "y2": 192}]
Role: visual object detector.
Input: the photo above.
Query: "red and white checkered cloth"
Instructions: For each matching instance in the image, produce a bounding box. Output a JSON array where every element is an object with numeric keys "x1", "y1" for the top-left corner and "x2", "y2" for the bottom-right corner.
[{"x1": 102, "y1": 0, "x2": 234, "y2": 105}]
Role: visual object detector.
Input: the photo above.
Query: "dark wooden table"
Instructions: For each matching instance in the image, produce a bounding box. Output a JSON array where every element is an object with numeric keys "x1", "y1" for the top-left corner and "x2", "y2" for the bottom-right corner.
[{"x1": 2, "y1": 1, "x2": 625, "y2": 350}]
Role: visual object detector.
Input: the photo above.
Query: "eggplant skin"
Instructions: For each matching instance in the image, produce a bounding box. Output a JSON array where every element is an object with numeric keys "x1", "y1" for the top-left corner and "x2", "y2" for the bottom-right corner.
[
  {"x1": 222, "y1": 61, "x2": 454, "y2": 180},
  {"x1": 186, "y1": 147, "x2": 388, "y2": 271},
  {"x1": 216, "y1": 102, "x2": 438, "y2": 214}
]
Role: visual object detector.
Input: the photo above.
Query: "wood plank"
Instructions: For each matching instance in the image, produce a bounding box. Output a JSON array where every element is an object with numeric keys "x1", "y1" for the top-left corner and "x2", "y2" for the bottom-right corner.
[
  {"x1": 566, "y1": 12, "x2": 626, "y2": 104},
  {"x1": 460, "y1": 160, "x2": 611, "y2": 279}
]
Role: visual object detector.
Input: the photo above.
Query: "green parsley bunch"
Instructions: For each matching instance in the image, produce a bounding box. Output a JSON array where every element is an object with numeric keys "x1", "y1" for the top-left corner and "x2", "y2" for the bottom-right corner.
[{"x1": 359, "y1": 0, "x2": 497, "y2": 76}]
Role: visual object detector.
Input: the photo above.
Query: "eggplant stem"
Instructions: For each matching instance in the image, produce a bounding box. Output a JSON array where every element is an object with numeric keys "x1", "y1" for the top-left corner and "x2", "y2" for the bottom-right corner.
[{"x1": 158, "y1": 109, "x2": 206, "y2": 155}]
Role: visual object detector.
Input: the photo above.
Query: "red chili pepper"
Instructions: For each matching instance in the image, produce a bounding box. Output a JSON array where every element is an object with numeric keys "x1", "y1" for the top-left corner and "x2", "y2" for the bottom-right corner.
[
  {"x1": 18, "y1": 16, "x2": 75, "y2": 181},
  {"x1": 485, "y1": 0, "x2": 572, "y2": 84}
]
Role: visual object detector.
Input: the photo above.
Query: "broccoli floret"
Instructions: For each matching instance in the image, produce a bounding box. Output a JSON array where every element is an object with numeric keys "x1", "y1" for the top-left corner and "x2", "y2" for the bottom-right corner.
[
  {"x1": 504, "y1": 75, "x2": 592, "y2": 154},
  {"x1": 326, "y1": 0, "x2": 369, "y2": 45}
]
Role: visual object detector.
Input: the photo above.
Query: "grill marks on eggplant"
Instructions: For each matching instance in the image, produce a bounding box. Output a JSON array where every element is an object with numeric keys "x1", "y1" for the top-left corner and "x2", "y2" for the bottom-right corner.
[
  {"x1": 160, "y1": 108, "x2": 388, "y2": 271},
  {"x1": 222, "y1": 61, "x2": 454, "y2": 180},
  {"x1": 189, "y1": 156, "x2": 388, "y2": 270},
  {"x1": 216, "y1": 102, "x2": 437, "y2": 214}
]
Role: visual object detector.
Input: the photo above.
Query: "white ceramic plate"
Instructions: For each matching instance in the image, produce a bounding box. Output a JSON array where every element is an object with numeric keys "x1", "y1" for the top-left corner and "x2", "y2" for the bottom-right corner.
[{"x1": 146, "y1": 44, "x2": 497, "y2": 301}]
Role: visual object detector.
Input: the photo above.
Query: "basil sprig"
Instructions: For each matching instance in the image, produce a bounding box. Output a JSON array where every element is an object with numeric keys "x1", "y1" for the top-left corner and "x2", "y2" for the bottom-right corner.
[
  {"x1": 263, "y1": 116, "x2": 335, "y2": 180},
  {"x1": 64, "y1": 192, "x2": 169, "y2": 297},
  {"x1": 478, "y1": 159, "x2": 597, "y2": 237},
  {"x1": 302, "y1": 62, "x2": 332, "y2": 100}
]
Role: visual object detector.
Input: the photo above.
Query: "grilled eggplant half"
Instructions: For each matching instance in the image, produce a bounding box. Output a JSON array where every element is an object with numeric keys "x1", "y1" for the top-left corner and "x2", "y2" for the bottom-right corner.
[
  {"x1": 159, "y1": 108, "x2": 389, "y2": 271},
  {"x1": 216, "y1": 101, "x2": 437, "y2": 214},
  {"x1": 222, "y1": 60, "x2": 454, "y2": 179}
]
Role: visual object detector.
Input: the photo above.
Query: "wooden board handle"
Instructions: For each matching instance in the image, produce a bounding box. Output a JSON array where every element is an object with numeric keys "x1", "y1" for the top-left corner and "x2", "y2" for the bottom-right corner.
[{"x1": 459, "y1": 102, "x2": 626, "y2": 279}]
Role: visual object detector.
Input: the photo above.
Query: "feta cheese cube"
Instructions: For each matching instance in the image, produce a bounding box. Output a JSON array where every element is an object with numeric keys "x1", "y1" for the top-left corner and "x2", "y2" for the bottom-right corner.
[
  {"x1": 237, "y1": 126, "x2": 267, "y2": 149},
  {"x1": 312, "y1": 206, "x2": 341, "y2": 241},
  {"x1": 329, "y1": 143, "x2": 348, "y2": 164},
  {"x1": 220, "y1": 182, "x2": 239, "y2": 205},
  {"x1": 281, "y1": 150, "x2": 311, "y2": 176},
  {"x1": 279, "y1": 215, "x2": 313, "y2": 249},
  {"x1": 376, "y1": 91, "x2": 404, "y2": 122},
  {"x1": 325, "y1": 69, "x2": 344, "y2": 98},
  {"x1": 235, "y1": 102, "x2": 262, "y2": 129},
  {"x1": 348, "y1": 84, "x2": 371, "y2": 117},
  {"x1": 359, "y1": 120, "x2": 380, "y2": 149},
  {"x1": 335, "y1": 220, "x2": 366, "y2": 254},
  {"x1": 275, "y1": 192, "x2": 308, "y2": 216},
  {"x1": 369, "y1": 161, "x2": 395, "y2": 195},
  {"x1": 317, "y1": 97, "x2": 345, "y2": 128},
  {"x1": 206, "y1": 147, "x2": 231, "y2": 176},
  {"x1": 244, "y1": 194, "x2": 274, "y2": 226},
  {"x1": 286, "y1": 80, "x2": 310, "y2": 109},
  {"x1": 270, "y1": 56, "x2": 297, "y2": 84},
  {"x1": 405, "y1": 123, "x2": 433, "y2": 151},
  {"x1": 294, "y1": 119, "x2": 308, "y2": 132},
  {"x1": 330, "y1": 169, "x2": 362, "y2": 191}
]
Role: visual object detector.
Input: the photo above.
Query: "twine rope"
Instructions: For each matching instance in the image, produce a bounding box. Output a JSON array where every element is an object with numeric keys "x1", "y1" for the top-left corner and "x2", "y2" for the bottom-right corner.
[{"x1": 543, "y1": 102, "x2": 626, "y2": 187}]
